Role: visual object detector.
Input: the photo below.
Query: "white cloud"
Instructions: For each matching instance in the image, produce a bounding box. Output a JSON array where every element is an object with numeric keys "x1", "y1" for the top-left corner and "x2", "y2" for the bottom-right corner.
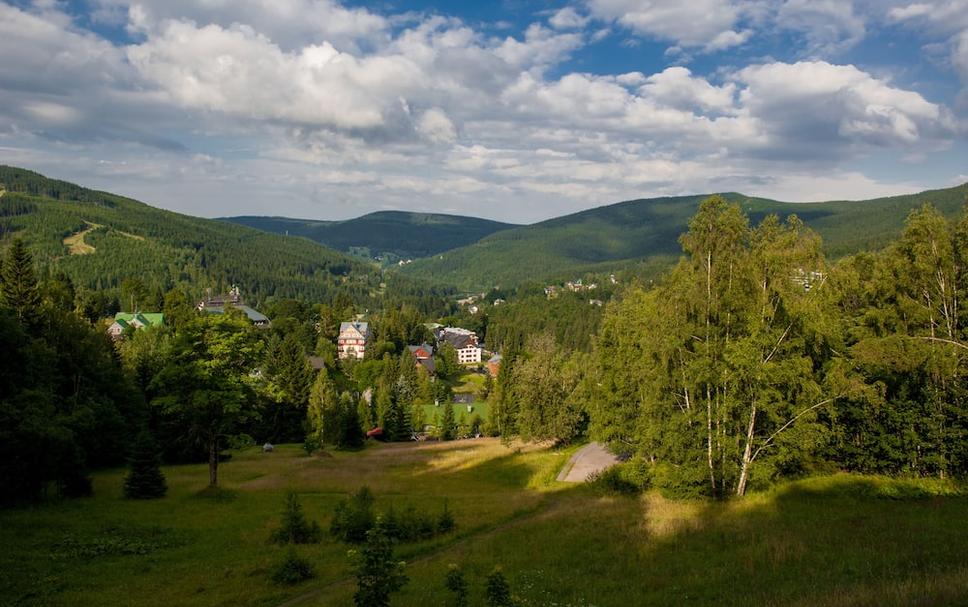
[
  {"x1": 415, "y1": 107, "x2": 457, "y2": 143},
  {"x1": 585, "y1": 0, "x2": 751, "y2": 50},
  {"x1": 0, "y1": 1, "x2": 962, "y2": 223},
  {"x1": 549, "y1": 7, "x2": 589, "y2": 30},
  {"x1": 776, "y1": 0, "x2": 867, "y2": 56}
]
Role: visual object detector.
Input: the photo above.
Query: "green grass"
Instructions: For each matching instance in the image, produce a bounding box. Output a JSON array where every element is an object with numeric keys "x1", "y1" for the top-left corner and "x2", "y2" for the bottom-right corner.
[{"x1": 2, "y1": 442, "x2": 967, "y2": 607}]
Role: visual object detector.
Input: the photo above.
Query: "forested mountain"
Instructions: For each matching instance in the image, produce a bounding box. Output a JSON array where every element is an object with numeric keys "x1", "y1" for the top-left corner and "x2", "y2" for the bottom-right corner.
[
  {"x1": 222, "y1": 211, "x2": 516, "y2": 260},
  {"x1": 400, "y1": 183, "x2": 968, "y2": 291},
  {"x1": 0, "y1": 166, "x2": 438, "y2": 311}
]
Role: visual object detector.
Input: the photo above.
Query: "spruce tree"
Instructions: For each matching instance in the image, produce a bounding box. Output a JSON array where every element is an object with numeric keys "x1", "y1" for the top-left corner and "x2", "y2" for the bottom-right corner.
[
  {"x1": 441, "y1": 402, "x2": 456, "y2": 441},
  {"x1": 271, "y1": 492, "x2": 322, "y2": 544},
  {"x1": 308, "y1": 369, "x2": 340, "y2": 446},
  {"x1": 445, "y1": 564, "x2": 469, "y2": 607},
  {"x1": 337, "y1": 392, "x2": 364, "y2": 449},
  {"x1": 0, "y1": 238, "x2": 42, "y2": 325},
  {"x1": 485, "y1": 568, "x2": 514, "y2": 607},
  {"x1": 123, "y1": 430, "x2": 168, "y2": 499},
  {"x1": 353, "y1": 518, "x2": 408, "y2": 607}
]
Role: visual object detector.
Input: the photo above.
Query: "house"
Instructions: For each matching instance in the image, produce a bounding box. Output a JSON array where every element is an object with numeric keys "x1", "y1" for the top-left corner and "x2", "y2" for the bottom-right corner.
[
  {"x1": 407, "y1": 344, "x2": 436, "y2": 375},
  {"x1": 107, "y1": 312, "x2": 164, "y2": 340},
  {"x1": 436, "y1": 327, "x2": 483, "y2": 364},
  {"x1": 487, "y1": 353, "x2": 503, "y2": 377},
  {"x1": 201, "y1": 304, "x2": 270, "y2": 327},
  {"x1": 197, "y1": 286, "x2": 270, "y2": 327},
  {"x1": 338, "y1": 321, "x2": 371, "y2": 359}
]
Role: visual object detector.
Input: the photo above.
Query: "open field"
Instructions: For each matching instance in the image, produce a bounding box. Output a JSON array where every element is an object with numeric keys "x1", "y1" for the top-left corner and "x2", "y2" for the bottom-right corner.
[{"x1": 2, "y1": 439, "x2": 968, "y2": 607}]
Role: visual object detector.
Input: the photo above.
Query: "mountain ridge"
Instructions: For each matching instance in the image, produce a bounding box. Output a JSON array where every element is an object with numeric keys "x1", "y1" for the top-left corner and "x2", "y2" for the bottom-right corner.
[{"x1": 222, "y1": 210, "x2": 517, "y2": 260}]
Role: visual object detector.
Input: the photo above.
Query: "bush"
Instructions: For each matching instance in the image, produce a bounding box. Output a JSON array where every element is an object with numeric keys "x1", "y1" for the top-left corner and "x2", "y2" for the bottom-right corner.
[
  {"x1": 485, "y1": 567, "x2": 515, "y2": 607},
  {"x1": 271, "y1": 492, "x2": 322, "y2": 544},
  {"x1": 270, "y1": 548, "x2": 315, "y2": 585},
  {"x1": 445, "y1": 564, "x2": 469, "y2": 607},
  {"x1": 588, "y1": 464, "x2": 645, "y2": 496},
  {"x1": 331, "y1": 486, "x2": 376, "y2": 543},
  {"x1": 226, "y1": 433, "x2": 255, "y2": 450},
  {"x1": 437, "y1": 500, "x2": 456, "y2": 534},
  {"x1": 302, "y1": 435, "x2": 320, "y2": 456}
]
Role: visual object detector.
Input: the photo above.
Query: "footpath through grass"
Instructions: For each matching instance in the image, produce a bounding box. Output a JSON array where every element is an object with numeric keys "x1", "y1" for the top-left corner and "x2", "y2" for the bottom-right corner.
[{"x1": 1, "y1": 439, "x2": 967, "y2": 606}]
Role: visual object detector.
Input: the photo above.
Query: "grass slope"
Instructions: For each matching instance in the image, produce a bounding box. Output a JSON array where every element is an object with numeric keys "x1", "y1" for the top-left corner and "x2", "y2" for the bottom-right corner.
[
  {"x1": 401, "y1": 183, "x2": 968, "y2": 291},
  {"x1": 0, "y1": 166, "x2": 381, "y2": 304},
  {"x1": 223, "y1": 211, "x2": 517, "y2": 260},
  {"x1": 2, "y1": 440, "x2": 966, "y2": 606}
]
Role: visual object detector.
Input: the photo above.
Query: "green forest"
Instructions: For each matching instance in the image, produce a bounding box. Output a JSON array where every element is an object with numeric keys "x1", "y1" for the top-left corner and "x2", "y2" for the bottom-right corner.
[
  {"x1": 3, "y1": 167, "x2": 968, "y2": 606},
  {"x1": 224, "y1": 211, "x2": 516, "y2": 261},
  {"x1": 401, "y1": 183, "x2": 968, "y2": 291}
]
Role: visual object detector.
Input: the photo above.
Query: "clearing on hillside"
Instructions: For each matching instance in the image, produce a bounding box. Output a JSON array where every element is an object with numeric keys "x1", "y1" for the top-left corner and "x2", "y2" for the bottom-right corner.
[
  {"x1": 1, "y1": 439, "x2": 966, "y2": 607},
  {"x1": 62, "y1": 222, "x2": 101, "y2": 255}
]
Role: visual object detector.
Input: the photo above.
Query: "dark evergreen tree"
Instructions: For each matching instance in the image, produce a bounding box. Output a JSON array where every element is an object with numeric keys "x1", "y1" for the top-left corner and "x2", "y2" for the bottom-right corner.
[
  {"x1": 485, "y1": 568, "x2": 515, "y2": 607},
  {"x1": 337, "y1": 392, "x2": 365, "y2": 449},
  {"x1": 445, "y1": 564, "x2": 469, "y2": 607},
  {"x1": 271, "y1": 492, "x2": 322, "y2": 544},
  {"x1": 123, "y1": 430, "x2": 167, "y2": 499},
  {"x1": 353, "y1": 517, "x2": 408, "y2": 607},
  {"x1": 440, "y1": 402, "x2": 456, "y2": 441},
  {"x1": 1, "y1": 238, "x2": 42, "y2": 325}
]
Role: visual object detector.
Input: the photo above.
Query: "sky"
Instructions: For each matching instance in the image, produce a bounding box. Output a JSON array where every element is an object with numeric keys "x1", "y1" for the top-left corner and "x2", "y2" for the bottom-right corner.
[{"x1": 1, "y1": 0, "x2": 967, "y2": 223}]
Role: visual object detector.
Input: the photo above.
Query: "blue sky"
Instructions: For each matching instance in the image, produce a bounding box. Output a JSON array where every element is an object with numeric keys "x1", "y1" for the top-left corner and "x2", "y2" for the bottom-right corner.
[{"x1": 0, "y1": 0, "x2": 966, "y2": 223}]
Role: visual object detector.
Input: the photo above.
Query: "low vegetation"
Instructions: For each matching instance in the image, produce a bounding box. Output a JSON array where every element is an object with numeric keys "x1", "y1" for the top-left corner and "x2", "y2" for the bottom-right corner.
[{"x1": 1, "y1": 441, "x2": 966, "y2": 606}]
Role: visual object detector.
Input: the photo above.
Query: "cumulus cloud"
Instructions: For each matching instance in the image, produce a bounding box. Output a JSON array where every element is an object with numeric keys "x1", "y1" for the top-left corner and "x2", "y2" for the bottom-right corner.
[
  {"x1": 776, "y1": 0, "x2": 867, "y2": 56},
  {"x1": 585, "y1": 0, "x2": 750, "y2": 51},
  {"x1": 0, "y1": 0, "x2": 962, "y2": 222}
]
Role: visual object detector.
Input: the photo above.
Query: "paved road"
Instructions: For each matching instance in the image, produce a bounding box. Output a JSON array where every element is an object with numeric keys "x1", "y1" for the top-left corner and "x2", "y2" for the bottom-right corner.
[{"x1": 557, "y1": 442, "x2": 619, "y2": 482}]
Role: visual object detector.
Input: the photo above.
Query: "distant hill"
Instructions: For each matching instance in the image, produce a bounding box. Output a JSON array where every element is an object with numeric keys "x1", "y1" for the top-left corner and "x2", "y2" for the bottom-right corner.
[
  {"x1": 0, "y1": 166, "x2": 389, "y2": 306},
  {"x1": 399, "y1": 184, "x2": 968, "y2": 291},
  {"x1": 222, "y1": 211, "x2": 517, "y2": 260}
]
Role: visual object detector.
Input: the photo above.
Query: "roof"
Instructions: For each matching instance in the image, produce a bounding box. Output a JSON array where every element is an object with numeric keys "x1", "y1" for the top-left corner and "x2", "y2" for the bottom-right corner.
[
  {"x1": 339, "y1": 321, "x2": 370, "y2": 337},
  {"x1": 408, "y1": 344, "x2": 434, "y2": 359},
  {"x1": 202, "y1": 304, "x2": 268, "y2": 323},
  {"x1": 114, "y1": 312, "x2": 164, "y2": 327},
  {"x1": 417, "y1": 357, "x2": 436, "y2": 374},
  {"x1": 307, "y1": 356, "x2": 327, "y2": 370},
  {"x1": 488, "y1": 354, "x2": 503, "y2": 363},
  {"x1": 442, "y1": 333, "x2": 477, "y2": 349}
]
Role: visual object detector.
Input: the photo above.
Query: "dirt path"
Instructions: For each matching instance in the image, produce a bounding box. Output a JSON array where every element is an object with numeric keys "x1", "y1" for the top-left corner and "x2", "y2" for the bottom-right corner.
[
  {"x1": 62, "y1": 221, "x2": 102, "y2": 255},
  {"x1": 556, "y1": 442, "x2": 619, "y2": 482}
]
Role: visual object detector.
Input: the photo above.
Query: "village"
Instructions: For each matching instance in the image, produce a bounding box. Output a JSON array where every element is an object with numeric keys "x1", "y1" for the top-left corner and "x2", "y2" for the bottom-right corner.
[{"x1": 106, "y1": 285, "x2": 502, "y2": 442}]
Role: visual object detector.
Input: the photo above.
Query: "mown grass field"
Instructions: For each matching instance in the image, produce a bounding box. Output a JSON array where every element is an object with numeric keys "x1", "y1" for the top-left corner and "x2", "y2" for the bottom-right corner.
[{"x1": 2, "y1": 440, "x2": 967, "y2": 607}]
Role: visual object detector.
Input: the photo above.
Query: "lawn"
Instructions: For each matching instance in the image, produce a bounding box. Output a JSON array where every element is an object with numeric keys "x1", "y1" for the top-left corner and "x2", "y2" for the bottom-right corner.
[{"x1": 2, "y1": 440, "x2": 967, "y2": 607}]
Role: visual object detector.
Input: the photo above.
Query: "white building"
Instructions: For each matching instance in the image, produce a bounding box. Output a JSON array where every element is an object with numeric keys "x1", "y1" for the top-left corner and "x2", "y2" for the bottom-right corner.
[{"x1": 338, "y1": 321, "x2": 371, "y2": 359}]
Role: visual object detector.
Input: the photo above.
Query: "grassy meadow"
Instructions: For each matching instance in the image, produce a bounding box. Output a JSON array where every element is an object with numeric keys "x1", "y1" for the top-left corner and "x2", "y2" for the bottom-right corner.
[{"x1": 2, "y1": 439, "x2": 968, "y2": 607}]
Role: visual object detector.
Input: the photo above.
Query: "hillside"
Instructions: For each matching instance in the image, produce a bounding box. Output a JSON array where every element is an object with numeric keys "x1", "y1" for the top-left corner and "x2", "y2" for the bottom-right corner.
[
  {"x1": 0, "y1": 166, "x2": 387, "y2": 306},
  {"x1": 400, "y1": 184, "x2": 968, "y2": 290},
  {"x1": 222, "y1": 211, "x2": 516, "y2": 260}
]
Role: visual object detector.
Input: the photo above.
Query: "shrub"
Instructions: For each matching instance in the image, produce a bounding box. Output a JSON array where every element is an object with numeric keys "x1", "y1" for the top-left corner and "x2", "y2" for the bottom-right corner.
[
  {"x1": 123, "y1": 430, "x2": 167, "y2": 499},
  {"x1": 226, "y1": 433, "x2": 255, "y2": 450},
  {"x1": 271, "y1": 492, "x2": 322, "y2": 544},
  {"x1": 485, "y1": 567, "x2": 515, "y2": 607},
  {"x1": 270, "y1": 548, "x2": 315, "y2": 585},
  {"x1": 437, "y1": 499, "x2": 456, "y2": 534},
  {"x1": 445, "y1": 564, "x2": 469, "y2": 607},
  {"x1": 331, "y1": 486, "x2": 376, "y2": 543},
  {"x1": 302, "y1": 435, "x2": 320, "y2": 456},
  {"x1": 588, "y1": 464, "x2": 643, "y2": 496}
]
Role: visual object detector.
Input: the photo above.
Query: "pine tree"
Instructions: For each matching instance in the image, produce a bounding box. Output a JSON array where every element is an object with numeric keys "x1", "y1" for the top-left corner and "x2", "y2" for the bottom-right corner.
[
  {"x1": 353, "y1": 518, "x2": 408, "y2": 607},
  {"x1": 308, "y1": 369, "x2": 340, "y2": 446},
  {"x1": 337, "y1": 392, "x2": 364, "y2": 449},
  {"x1": 0, "y1": 238, "x2": 42, "y2": 325},
  {"x1": 445, "y1": 564, "x2": 469, "y2": 607},
  {"x1": 441, "y1": 402, "x2": 456, "y2": 441},
  {"x1": 123, "y1": 430, "x2": 167, "y2": 499},
  {"x1": 485, "y1": 568, "x2": 514, "y2": 607},
  {"x1": 271, "y1": 492, "x2": 322, "y2": 544}
]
